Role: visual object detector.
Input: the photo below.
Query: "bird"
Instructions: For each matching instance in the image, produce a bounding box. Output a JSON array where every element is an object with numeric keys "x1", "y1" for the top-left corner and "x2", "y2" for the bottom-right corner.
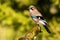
[{"x1": 28, "y1": 5, "x2": 51, "y2": 33}]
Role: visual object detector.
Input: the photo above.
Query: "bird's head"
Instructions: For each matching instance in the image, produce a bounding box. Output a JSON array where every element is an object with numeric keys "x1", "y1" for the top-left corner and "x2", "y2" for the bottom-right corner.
[{"x1": 29, "y1": 5, "x2": 37, "y2": 11}]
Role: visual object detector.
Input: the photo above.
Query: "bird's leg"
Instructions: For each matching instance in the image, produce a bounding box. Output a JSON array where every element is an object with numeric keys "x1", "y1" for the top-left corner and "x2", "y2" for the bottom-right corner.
[{"x1": 37, "y1": 24, "x2": 42, "y2": 33}]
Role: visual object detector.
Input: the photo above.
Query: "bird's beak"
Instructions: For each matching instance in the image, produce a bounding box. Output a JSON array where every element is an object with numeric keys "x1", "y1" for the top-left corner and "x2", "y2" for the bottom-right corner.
[
  {"x1": 26, "y1": 8, "x2": 29, "y2": 10},
  {"x1": 26, "y1": 9, "x2": 28, "y2": 10}
]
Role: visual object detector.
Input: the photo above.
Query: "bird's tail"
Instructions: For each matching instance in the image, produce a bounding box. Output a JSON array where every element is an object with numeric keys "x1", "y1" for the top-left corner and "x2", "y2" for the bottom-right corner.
[{"x1": 43, "y1": 25, "x2": 51, "y2": 33}]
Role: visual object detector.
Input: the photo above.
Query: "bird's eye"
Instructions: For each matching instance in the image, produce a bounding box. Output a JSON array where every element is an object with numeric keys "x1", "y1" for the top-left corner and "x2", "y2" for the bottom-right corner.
[{"x1": 30, "y1": 7, "x2": 34, "y2": 10}]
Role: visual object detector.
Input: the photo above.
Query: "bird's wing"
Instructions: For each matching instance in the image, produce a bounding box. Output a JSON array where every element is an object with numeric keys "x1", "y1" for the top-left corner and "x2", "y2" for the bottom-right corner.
[
  {"x1": 36, "y1": 16, "x2": 51, "y2": 33},
  {"x1": 31, "y1": 15, "x2": 37, "y2": 19},
  {"x1": 36, "y1": 16, "x2": 47, "y2": 25}
]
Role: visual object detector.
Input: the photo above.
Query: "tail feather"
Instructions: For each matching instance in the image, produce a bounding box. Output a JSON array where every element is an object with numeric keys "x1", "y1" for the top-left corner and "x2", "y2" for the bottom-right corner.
[{"x1": 43, "y1": 25, "x2": 51, "y2": 33}]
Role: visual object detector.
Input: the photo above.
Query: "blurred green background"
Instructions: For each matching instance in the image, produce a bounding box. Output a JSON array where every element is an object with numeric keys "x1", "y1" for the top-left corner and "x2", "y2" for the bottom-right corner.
[{"x1": 0, "y1": 0, "x2": 60, "y2": 40}]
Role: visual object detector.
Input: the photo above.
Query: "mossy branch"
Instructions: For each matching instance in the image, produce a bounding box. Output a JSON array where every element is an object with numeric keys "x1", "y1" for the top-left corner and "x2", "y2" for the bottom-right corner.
[{"x1": 19, "y1": 24, "x2": 41, "y2": 40}]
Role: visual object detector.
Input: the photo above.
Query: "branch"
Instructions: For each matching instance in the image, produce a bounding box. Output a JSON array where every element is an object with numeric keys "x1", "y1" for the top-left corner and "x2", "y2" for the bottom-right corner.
[{"x1": 18, "y1": 24, "x2": 41, "y2": 40}]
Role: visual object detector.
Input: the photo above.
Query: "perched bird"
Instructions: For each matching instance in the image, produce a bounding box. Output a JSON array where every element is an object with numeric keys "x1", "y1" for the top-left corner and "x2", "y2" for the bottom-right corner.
[{"x1": 29, "y1": 5, "x2": 51, "y2": 33}]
